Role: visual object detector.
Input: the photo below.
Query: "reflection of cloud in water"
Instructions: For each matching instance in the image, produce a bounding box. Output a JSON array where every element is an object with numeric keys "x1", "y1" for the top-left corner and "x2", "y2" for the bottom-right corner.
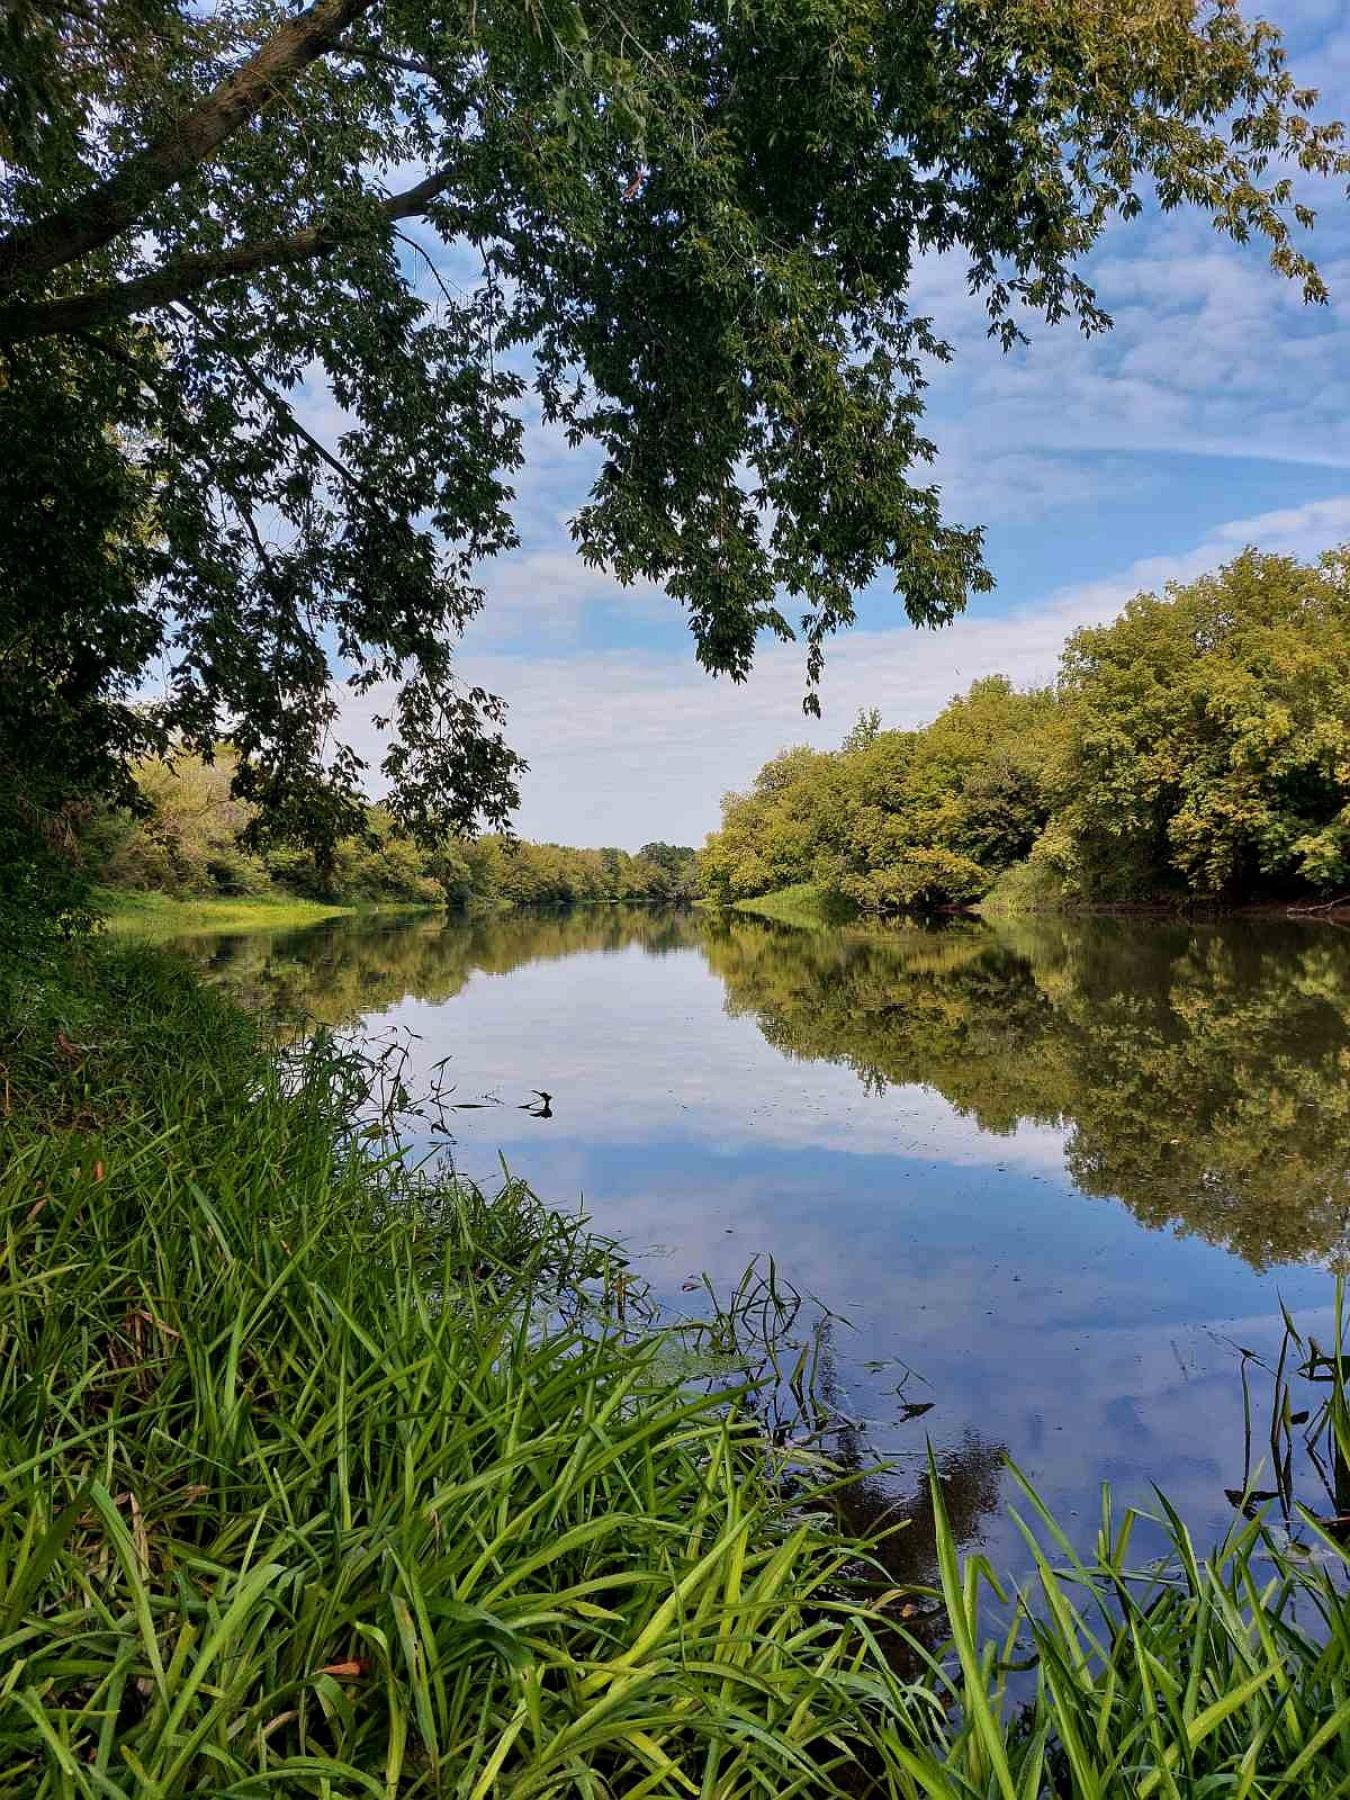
[
  {"x1": 429, "y1": 1127, "x2": 1334, "y2": 1573},
  {"x1": 176, "y1": 906, "x2": 1350, "y2": 1576},
  {"x1": 389, "y1": 945, "x2": 1072, "y2": 1175}
]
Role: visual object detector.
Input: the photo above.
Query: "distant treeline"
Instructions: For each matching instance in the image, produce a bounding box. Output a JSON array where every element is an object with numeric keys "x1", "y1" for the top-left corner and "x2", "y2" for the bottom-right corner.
[
  {"x1": 84, "y1": 756, "x2": 697, "y2": 910},
  {"x1": 698, "y1": 548, "x2": 1350, "y2": 912}
]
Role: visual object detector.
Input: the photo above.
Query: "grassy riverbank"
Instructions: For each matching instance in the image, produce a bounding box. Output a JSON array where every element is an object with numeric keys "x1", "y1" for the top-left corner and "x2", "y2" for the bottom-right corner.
[
  {"x1": 5, "y1": 941, "x2": 1350, "y2": 1793},
  {"x1": 99, "y1": 889, "x2": 441, "y2": 936},
  {"x1": 732, "y1": 883, "x2": 845, "y2": 927}
]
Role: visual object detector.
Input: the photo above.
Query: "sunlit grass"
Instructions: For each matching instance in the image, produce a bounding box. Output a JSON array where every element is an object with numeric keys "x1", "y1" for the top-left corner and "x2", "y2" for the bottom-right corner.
[
  {"x1": 97, "y1": 889, "x2": 444, "y2": 937},
  {"x1": 96, "y1": 888, "x2": 356, "y2": 935}
]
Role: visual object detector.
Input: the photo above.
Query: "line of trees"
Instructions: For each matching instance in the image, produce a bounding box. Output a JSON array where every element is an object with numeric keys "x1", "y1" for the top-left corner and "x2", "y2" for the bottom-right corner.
[
  {"x1": 84, "y1": 751, "x2": 697, "y2": 910},
  {"x1": 699, "y1": 547, "x2": 1350, "y2": 912}
]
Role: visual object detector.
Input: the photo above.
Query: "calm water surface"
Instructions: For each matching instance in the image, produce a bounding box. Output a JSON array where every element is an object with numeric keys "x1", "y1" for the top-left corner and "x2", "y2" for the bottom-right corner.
[{"x1": 176, "y1": 907, "x2": 1350, "y2": 1575}]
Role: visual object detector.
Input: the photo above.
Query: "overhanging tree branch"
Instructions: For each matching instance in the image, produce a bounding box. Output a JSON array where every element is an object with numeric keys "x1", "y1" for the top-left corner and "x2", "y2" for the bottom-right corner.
[
  {"x1": 176, "y1": 300, "x2": 382, "y2": 503},
  {"x1": 330, "y1": 43, "x2": 438, "y2": 77},
  {"x1": 0, "y1": 0, "x2": 381, "y2": 297},
  {"x1": 0, "y1": 169, "x2": 454, "y2": 343}
]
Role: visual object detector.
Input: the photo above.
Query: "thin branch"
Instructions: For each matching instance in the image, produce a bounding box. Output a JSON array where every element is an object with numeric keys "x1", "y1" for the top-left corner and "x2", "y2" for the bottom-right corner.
[
  {"x1": 0, "y1": 0, "x2": 380, "y2": 296},
  {"x1": 177, "y1": 301, "x2": 379, "y2": 503},
  {"x1": 0, "y1": 168, "x2": 454, "y2": 343},
  {"x1": 392, "y1": 226, "x2": 465, "y2": 314},
  {"x1": 330, "y1": 43, "x2": 438, "y2": 77}
]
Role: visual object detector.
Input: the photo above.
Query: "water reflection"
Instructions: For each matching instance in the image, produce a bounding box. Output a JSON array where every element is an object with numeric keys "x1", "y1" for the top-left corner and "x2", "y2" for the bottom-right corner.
[
  {"x1": 164, "y1": 904, "x2": 1350, "y2": 1575},
  {"x1": 185, "y1": 905, "x2": 700, "y2": 1026},
  {"x1": 180, "y1": 907, "x2": 1350, "y2": 1271},
  {"x1": 708, "y1": 915, "x2": 1350, "y2": 1270}
]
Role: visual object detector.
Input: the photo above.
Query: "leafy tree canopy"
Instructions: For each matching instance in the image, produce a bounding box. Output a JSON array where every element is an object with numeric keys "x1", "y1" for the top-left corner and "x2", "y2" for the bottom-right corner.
[
  {"x1": 1047, "y1": 546, "x2": 1350, "y2": 900},
  {"x1": 701, "y1": 548, "x2": 1350, "y2": 911},
  {"x1": 701, "y1": 675, "x2": 1058, "y2": 907},
  {"x1": 85, "y1": 748, "x2": 701, "y2": 905},
  {"x1": 2, "y1": 0, "x2": 1346, "y2": 851}
]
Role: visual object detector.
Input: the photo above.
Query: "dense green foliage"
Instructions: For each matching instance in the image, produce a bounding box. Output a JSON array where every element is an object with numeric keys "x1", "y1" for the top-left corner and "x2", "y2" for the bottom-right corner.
[
  {"x1": 3, "y1": 0, "x2": 1347, "y2": 852},
  {"x1": 702, "y1": 548, "x2": 1350, "y2": 911},
  {"x1": 84, "y1": 750, "x2": 697, "y2": 910},
  {"x1": 701, "y1": 679, "x2": 1058, "y2": 910},
  {"x1": 6, "y1": 939, "x2": 1350, "y2": 1792},
  {"x1": 1045, "y1": 546, "x2": 1350, "y2": 902}
]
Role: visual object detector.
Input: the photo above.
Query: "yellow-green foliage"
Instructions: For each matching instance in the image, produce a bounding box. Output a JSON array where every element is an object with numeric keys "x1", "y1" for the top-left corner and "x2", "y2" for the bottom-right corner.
[
  {"x1": 1048, "y1": 546, "x2": 1350, "y2": 901},
  {"x1": 701, "y1": 678, "x2": 1058, "y2": 911},
  {"x1": 87, "y1": 747, "x2": 270, "y2": 899},
  {"x1": 84, "y1": 757, "x2": 699, "y2": 910},
  {"x1": 465, "y1": 837, "x2": 698, "y2": 907},
  {"x1": 703, "y1": 547, "x2": 1350, "y2": 912}
]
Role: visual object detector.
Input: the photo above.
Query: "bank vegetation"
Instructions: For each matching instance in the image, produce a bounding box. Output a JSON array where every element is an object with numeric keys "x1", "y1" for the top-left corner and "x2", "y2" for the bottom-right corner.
[
  {"x1": 700, "y1": 549, "x2": 1350, "y2": 915},
  {"x1": 75, "y1": 752, "x2": 697, "y2": 915},
  {"x1": 5, "y1": 938, "x2": 1350, "y2": 1793}
]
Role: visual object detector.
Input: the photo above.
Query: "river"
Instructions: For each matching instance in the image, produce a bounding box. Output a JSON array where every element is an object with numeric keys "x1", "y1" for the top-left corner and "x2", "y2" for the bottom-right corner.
[{"x1": 172, "y1": 904, "x2": 1350, "y2": 1579}]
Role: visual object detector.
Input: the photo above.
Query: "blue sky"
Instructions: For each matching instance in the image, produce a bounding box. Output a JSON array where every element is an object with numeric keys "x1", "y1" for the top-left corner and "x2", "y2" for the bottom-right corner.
[{"x1": 341, "y1": 0, "x2": 1350, "y2": 847}]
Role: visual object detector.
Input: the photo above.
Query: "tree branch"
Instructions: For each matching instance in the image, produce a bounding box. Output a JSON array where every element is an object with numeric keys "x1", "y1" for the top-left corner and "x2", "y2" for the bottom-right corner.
[
  {"x1": 176, "y1": 300, "x2": 381, "y2": 503},
  {"x1": 0, "y1": 169, "x2": 454, "y2": 343},
  {"x1": 330, "y1": 43, "x2": 438, "y2": 78},
  {"x1": 0, "y1": 0, "x2": 381, "y2": 297}
]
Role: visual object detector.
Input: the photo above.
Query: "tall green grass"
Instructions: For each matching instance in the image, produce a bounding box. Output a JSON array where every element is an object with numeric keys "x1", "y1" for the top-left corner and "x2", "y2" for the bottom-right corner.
[
  {"x1": 0, "y1": 946, "x2": 915, "y2": 1794},
  {"x1": 3, "y1": 942, "x2": 1350, "y2": 1794}
]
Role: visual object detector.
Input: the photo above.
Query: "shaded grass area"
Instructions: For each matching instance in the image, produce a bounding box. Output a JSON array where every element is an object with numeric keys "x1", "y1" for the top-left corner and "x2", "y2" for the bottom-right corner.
[
  {"x1": 3, "y1": 941, "x2": 1350, "y2": 1793},
  {"x1": 974, "y1": 859, "x2": 1070, "y2": 919}
]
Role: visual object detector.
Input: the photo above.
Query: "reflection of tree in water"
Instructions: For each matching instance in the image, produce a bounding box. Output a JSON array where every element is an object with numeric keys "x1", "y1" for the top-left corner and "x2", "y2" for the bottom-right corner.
[
  {"x1": 172, "y1": 905, "x2": 707, "y2": 1028},
  {"x1": 706, "y1": 914, "x2": 1350, "y2": 1271},
  {"x1": 178, "y1": 906, "x2": 1350, "y2": 1270},
  {"x1": 702, "y1": 916, "x2": 1072, "y2": 1130},
  {"x1": 824, "y1": 1393, "x2": 1004, "y2": 1605}
]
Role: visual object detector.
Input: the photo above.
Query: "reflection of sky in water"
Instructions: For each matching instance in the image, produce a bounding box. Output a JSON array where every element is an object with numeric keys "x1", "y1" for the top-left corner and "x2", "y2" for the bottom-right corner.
[
  {"x1": 179, "y1": 913, "x2": 1346, "y2": 1576},
  {"x1": 369, "y1": 935, "x2": 1334, "y2": 1571},
  {"x1": 396, "y1": 944, "x2": 1068, "y2": 1165}
]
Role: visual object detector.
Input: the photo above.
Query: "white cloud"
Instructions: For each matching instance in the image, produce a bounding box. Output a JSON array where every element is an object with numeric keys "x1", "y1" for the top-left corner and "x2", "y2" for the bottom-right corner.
[
  {"x1": 473, "y1": 547, "x2": 666, "y2": 642},
  {"x1": 338, "y1": 490, "x2": 1350, "y2": 846},
  {"x1": 911, "y1": 186, "x2": 1350, "y2": 488}
]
